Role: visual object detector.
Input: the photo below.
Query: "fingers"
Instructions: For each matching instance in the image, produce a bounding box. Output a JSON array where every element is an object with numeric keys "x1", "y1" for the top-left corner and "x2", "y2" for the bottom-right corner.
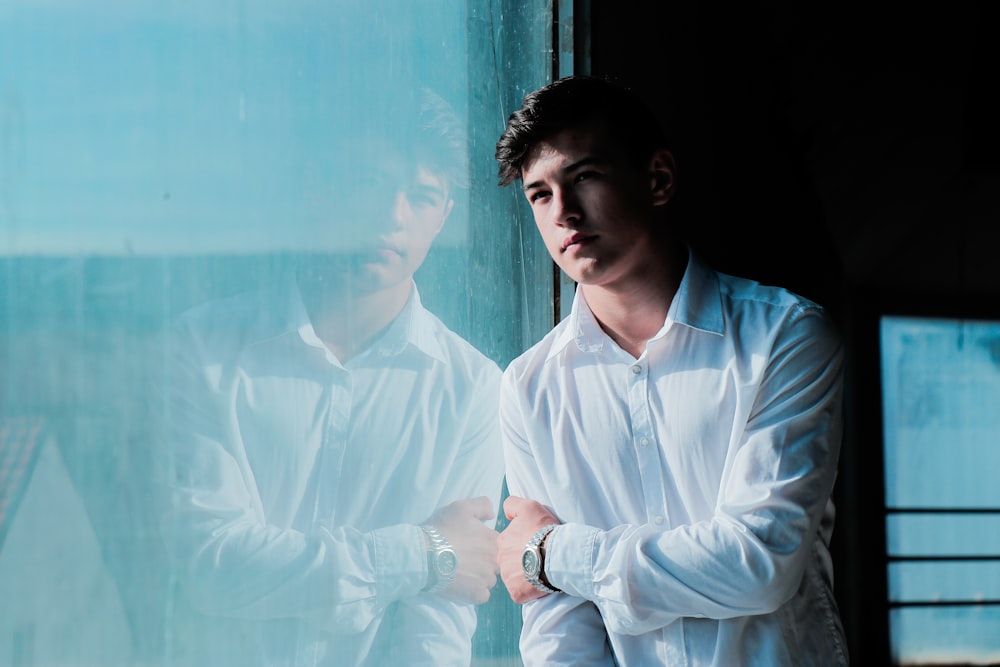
[
  {"x1": 504, "y1": 495, "x2": 552, "y2": 522},
  {"x1": 466, "y1": 575, "x2": 496, "y2": 605},
  {"x1": 444, "y1": 554, "x2": 501, "y2": 605},
  {"x1": 428, "y1": 496, "x2": 498, "y2": 529}
]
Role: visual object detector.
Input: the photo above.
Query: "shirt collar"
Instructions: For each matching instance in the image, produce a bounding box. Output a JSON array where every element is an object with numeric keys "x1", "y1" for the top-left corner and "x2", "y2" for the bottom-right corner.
[
  {"x1": 546, "y1": 246, "x2": 724, "y2": 362},
  {"x1": 668, "y1": 247, "x2": 725, "y2": 337},
  {"x1": 366, "y1": 283, "x2": 447, "y2": 364},
  {"x1": 251, "y1": 276, "x2": 446, "y2": 365},
  {"x1": 547, "y1": 289, "x2": 606, "y2": 361}
]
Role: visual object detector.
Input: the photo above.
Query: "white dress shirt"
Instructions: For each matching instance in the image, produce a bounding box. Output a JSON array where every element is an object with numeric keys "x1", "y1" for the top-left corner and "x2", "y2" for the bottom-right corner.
[
  {"x1": 158, "y1": 278, "x2": 504, "y2": 667},
  {"x1": 501, "y1": 251, "x2": 848, "y2": 666}
]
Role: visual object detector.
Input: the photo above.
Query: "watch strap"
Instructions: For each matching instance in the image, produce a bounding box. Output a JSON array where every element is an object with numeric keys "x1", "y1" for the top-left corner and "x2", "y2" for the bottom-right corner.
[
  {"x1": 525, "y1": 523, "x2": 560, "y2": 594},
  {"x1": 420, "y1": 524, "x2": 456, "y2": 594}
]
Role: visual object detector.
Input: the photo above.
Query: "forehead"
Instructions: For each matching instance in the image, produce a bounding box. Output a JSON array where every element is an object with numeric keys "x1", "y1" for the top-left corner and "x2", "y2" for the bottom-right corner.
[
  {"x1": 413, "y1": 164, "x2": 451, "y2": 197},
  {"x1": 521, "y1": 122, "x2": 623, "y2": 179},
  {"x1": 336, "y1": 132, "x2": 449, "y2": 188}
]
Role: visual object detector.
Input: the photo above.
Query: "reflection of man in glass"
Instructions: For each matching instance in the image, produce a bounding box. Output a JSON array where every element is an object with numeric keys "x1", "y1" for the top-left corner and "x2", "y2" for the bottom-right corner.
[{"x1": 158, "y1": 87, "x2": 504, "y2": 666}]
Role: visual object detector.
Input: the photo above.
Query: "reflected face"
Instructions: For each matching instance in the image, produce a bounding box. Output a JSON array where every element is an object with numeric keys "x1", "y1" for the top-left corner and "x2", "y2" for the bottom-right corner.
[
  {"x1": 520, "y1": 123, "x2": 673, "y2": 289},
  {"x1": 349, "y1": 162, "x2": 453, "y2": 291},
  {"x1": 317, "y1": 135, "x2": 455, "y2": 292}
]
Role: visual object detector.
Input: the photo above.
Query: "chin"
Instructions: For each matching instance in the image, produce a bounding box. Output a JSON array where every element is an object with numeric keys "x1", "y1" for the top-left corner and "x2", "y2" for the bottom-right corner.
[
  {"x1": 563, "y1": 262, "x2": 603, "y2": 286},
  {"x1": 359, "y1": 265, "x2": 411, "y2": 292}
]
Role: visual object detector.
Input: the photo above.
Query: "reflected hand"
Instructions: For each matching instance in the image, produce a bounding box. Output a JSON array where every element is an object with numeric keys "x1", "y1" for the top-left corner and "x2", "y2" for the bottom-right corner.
[
  {"x1": 427, "y1": 496, "x2": 499, "y2": 604},
  {"x1": 497, "y1": 495, "x2": 561, "y2": 604}
]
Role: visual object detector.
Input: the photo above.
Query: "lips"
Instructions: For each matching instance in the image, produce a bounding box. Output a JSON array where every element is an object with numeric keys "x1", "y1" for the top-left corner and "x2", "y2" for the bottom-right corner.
[
  {"x1": 375, "y1": 238, "x2": 403, "y2": 257},
  {"x1": 561, "y1": 232, "x2": 596, "y2": 252}
]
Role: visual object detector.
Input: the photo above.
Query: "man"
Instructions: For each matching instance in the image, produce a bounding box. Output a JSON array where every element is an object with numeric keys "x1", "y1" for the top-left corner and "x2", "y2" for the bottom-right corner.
[
  {"x1": 494, "y1": 75, "x2": 848, "y2": 666},
  {"x1": 158, "y1": 87, "x2": 504, "y2": 666}
]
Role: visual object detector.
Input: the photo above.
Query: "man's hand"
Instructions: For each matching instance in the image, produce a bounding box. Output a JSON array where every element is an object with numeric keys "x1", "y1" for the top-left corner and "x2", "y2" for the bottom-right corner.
[
  {"x1": 497, "y1": 495, "x2": 561, "y2": 604},
  {"x1": 426, "y1": 496, "x2": 500, "y2": 604}
]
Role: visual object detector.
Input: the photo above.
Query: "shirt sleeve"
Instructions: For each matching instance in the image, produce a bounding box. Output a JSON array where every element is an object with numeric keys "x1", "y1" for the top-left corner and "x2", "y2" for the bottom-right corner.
[
  {"x1": 534, "y1": 306, "x2": 845, "y2": 636},
  {"x1": 439, "y1": 360, "x2": 506, "y2": 510},
  {"x1": 500, "y1": 368, "x2": 616, "y2": 666},
  {"x1": 385, "y1": 360, "x2": 506, "y2": 662},
  {"x1": 156, "y1": 317, "x2": 427, "y2": 635}
]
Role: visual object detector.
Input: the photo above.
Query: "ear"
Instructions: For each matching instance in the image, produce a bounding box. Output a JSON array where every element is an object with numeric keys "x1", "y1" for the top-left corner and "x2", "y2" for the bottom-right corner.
[{"x1": 648, "y1": 149, "x2": 676, "y2": 206}]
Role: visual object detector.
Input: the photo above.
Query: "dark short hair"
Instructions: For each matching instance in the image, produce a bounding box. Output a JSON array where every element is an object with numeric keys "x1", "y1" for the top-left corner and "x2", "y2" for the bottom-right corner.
[
  {"x1": 335, "y1": 85, "x2": 469, "y2": 191},
  {"x1": 495, "y1": 75, "x2": 669, "y2": 187},
  {"x1": 411, "y1": 87, "x2": 469, "y2": 190}
]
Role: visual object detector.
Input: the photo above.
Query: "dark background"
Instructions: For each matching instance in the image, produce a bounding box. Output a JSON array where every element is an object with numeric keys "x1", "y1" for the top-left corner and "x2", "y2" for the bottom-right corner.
[{"x1": 587, "y1": 2, "x2": 1000, "y2": 664}]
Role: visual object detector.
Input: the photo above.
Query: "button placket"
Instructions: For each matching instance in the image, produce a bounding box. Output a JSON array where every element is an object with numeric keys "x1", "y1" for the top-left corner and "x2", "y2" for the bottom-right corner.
[
  {"x1": 319, "y1": 372, "x2": 352, "y2": 526},
  {"x1": 627, "y1": 361, "x2": 669, "y2": 527}
]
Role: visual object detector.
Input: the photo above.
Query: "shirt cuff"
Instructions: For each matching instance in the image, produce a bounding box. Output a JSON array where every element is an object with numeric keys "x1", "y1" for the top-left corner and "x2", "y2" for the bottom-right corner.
[
  {"x1": 372, "y1": 523, "x2": 428, "y2": 603},
  {"x1": 544, "y1": 523, "x2": 599, "y2": 600}
]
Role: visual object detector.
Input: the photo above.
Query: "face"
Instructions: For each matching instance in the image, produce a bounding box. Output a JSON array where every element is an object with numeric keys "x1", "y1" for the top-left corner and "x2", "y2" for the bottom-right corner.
[
  {"x1": 349, "y1": 161, "x2": 453, "y2": 292},
  {"x1": 520, "y1": 123, "x2": 674, "y2": 289},
  {"x1": 316, "y1": 134, "x2": 454, "y2": 293}
]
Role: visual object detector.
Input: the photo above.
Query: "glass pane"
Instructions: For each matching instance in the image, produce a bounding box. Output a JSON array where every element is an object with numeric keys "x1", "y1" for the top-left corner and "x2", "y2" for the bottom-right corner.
[
  {"x1": 880, "y1": 316, "x2": 1000, "y2": 509},
  {"x1": 887, "y1": 514, "x2": 1000, "y2": 557},
  {"x1": 880, "y1": 316, "x2": 1000, "y2": 664},
  {"x1": 890, "y1": 607, "x2": 1000, "y2": 665},
  {"x1": 888, "y1": 561, "x2": 1000, "y2": 603},
  {"x1": 0, "y1": 2, "x2": 555, "y2": 665}
]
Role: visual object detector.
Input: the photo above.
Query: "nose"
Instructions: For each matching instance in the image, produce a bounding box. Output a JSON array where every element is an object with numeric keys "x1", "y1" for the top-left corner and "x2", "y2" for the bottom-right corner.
[
  {"x1": 364, "y1": 191, "x2": 408, "y2": 237},
  {"x1": 387, "y1": 191, "x2": 410, "y2": 229},
  {"x1": 552, "y1": 187, "x2": 582, "y2": 228}
]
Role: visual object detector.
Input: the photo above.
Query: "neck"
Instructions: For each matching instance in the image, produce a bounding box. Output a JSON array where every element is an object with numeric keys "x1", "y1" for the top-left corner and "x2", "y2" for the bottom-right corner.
[
  {"x1": 580, "y1": 241, "x2": 688, "y2": 359},
  {"x1": 298, "y1": 274, "x2": 412, "y2": 362}
]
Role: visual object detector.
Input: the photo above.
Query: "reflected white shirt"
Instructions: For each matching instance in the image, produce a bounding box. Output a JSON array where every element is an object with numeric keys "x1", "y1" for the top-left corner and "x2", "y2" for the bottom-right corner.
[
  {"x1": 501, "y1": 251, "x2": 848, "y2": 666},
  {"x1": 160, "y1": 279, "x2": 504, "y2": 667}
]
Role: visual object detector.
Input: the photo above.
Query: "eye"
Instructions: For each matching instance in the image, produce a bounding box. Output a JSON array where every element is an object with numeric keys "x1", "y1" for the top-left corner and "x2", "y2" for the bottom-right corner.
[
  {"x1": 574, "y1": 170, "x2": 598, "y2": 184},
  {"x1": 406, "y1": 187, "x2": 445, "y2": 209},
  {"x1": 527, "y1": 190, "x2": 551, "y2": 204},
  {"x1": 408, "y1": 193, "x2": 437, "y2": 208}
]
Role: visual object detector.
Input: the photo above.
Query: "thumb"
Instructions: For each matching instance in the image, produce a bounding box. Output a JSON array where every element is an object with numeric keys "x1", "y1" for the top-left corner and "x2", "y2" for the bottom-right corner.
[
  {"x1": 469, "y1": 495, "x2": 496, "y2": 521},
  {"x1": 503, "y1": 495, "x2": 524, "y2": 520}
]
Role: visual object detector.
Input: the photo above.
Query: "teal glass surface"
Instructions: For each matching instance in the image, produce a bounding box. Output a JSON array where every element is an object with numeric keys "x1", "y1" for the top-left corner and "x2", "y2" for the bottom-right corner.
[{"x1": 0, "y1": 2, "x2": 556, "y2": 665}]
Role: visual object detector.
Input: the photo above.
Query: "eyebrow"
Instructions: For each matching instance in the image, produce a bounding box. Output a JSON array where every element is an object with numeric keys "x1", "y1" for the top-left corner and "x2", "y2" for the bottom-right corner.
[
  {"x1": 522, "y1": 155, "x2": 609, "y2": 192},
  {"x1": 411, "y1": 181, "x2": 449, "y2": 201},
  {"x1": 412, "y1": 168, "x2": 450, "y2": 196}
]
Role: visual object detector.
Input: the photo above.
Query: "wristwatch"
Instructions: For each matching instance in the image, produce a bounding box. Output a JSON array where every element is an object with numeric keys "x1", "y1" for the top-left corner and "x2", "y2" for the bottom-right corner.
[
  {"x1": 420, "y1": 525, "x2": 457, "y2": 594},
  {"x1": 522, "y1": 524, "x2": 560, "y2": 594}
]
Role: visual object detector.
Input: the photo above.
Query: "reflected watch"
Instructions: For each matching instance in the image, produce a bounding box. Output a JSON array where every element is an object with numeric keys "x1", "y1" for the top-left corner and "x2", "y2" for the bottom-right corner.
[
  {"x1": 522, "y1": 524, "x2": 560, "y2": 594},
  {"x1": 420, "y1": 525, "x2": 457, "y2": 594}
]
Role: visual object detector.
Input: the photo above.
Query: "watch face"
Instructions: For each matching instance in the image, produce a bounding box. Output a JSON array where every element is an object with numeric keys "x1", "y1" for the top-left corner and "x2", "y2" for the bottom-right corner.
[
  {"x1": 522, "y1": 549, "x2": 540, "y2": 577},
  {"x1": 435, "y1": 549, "x2": 458, "y2": 577}
]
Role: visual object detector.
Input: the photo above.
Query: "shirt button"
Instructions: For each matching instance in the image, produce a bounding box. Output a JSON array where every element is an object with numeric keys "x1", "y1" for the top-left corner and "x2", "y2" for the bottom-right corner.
[
  {"x1": 639, "y1": 437, "x2": 649, "y2": 447},
  {"x1": 631, "y1": 364, "x2": 642, "y2": 375},
  {"x1": 653, "y1": 515, "x2": 664, "y2": 525}
]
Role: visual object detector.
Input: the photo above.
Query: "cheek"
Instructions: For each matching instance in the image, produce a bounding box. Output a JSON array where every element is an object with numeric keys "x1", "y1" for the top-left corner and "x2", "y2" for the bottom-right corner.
[
  {"x1": 407, "y1": 211, "x2": 447, "y2": 252},
  {"x1": 534, "y1": 216, "x2": 560, "y2": 250},
  {"x1": 410, "y1": 206, "x2": 445, "y2": 231}
]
